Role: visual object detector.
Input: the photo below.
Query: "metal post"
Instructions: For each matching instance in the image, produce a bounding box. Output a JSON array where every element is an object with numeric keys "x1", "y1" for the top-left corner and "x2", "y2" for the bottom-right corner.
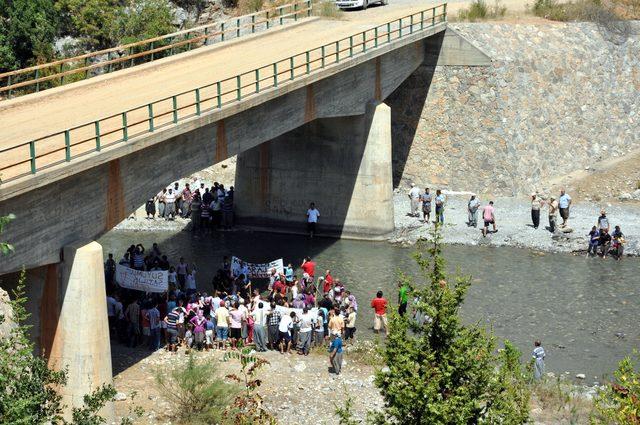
[
  {"x1": 349, "y1": 36, "x2": 353, "y2": 57},
  {"x1": 307, "y1": 0, "x2": 311, "y2": 16},
  {"x1": 273, "y1": 63, "x2": 278, "y2": 87},
  {"x1": 187, "y1": 33, "x2": 192, "y2": 51},
  {"x1": 130, "y1": 47, "x2": 134, "y2": 67},
  {"x1": 148, "y1": 104, "x2": 154, "y2": 132},
  {"x1": 216, "y1": 82, "x2": 222, "y2": 108},
  {"x1": 266, "y1": 11, "x2": 270, "y2": 29},
  {"x1": 410, "y1": 15, "x2": 413, "y2": 34},
  {"x1": 35, "y1": 69, "x2": 40, "y2": 93},
  {"x1": 108, "y1": 52, "x2": 113, "y2": 73},
  {"x1": 305, "y1": 51, "x2": 310, "y2": 74},
  {"x1": 387, "y1": 23, "x2": 391, "y2": 43},
  {"x1": 236, "y1": 75, "x2": 241, "y2": 100},
  {"x1": 421, "y1": 11, "x2": 425, "y2": 30},
  {"x1": 64, "y1": 130, "x2": 71, "y2": 161},
  {"x1": 195, "y1": 88, "x2": 201, "y2": 115},
  {"x1": 204, "y1": 27, "x2": 209, "y2": 45},
  {"x1": 374, "y1": 27, "x2": 378, "y2": 48},
  {"x1": 29, "y1": 141, "x2": 36, "y2": 174},
  {"x1": 279, "y1": 6, "x2": 283, "y2": 25},
  {"x1": 95, "y1": 121, "x2": 101, "y2": 151},
  {"x1": 290, "y1": 57, "x2": 294, "y2": 80},
  {"x1": 221, "y1": 23, "x2": 225, "y2": 41},
  {"x1": 172, "y1": 96, "x2": 178, "y2": 123},
  {"x1": 59, "y1": 63, "x2": 63, "y2": 86},
  {"x1": 255, "y1": 69, "x2": 260, "y2": 92},
  {"x1": 84, "y1": 56, "x2": 89, "y2": 78},
  {"x1": 432, "y1": 7, "x2": 435, "y2": 26},
  {"x1": 294, "y1": 3, "x2": 298, "y2": 21},
  {"x1": 443, "y1": 4, "x2": 447, "y2": 21},
  {"x1": 251, "y1": 15, "x2": 256, "y2": 33},
  {"x1": 321, "y1": 46, "x2": 325, "y2": 67},
  {"x1": 336, "y1": 41, "x2": 340, "y2": 62},
  {"x1": 122, "y1": 112, "x2": 128, "y2": 141},
  {"x1": 362, "y1": 32, "x2": 366, "y2": 53},
  {"x1": 236, "y1": 19, "x2": 240, "y2": 38},
  {"x1": 150, "y1": 41, "x2": 155, "y2": 61},
  {"x1": 7, "y1": 75, "x2": 12, "y2": 98},
  {"x1": 399, "y1": 18, "x2": 403, "y2": 37}
]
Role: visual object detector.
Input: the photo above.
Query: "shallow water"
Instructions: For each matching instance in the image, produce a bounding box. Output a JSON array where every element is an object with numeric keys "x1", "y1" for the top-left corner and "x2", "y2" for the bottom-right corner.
[{"x1": 100, "y1": 229, "x2": 640, "y2": 382}]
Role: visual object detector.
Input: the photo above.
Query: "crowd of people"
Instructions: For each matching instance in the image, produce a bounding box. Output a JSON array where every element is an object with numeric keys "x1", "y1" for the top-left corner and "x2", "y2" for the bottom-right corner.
[
  {"x1": 146, "y1": 180, "x2": 235, "y2": 231},
  {"x1": 105, "y1": 248, "x2": 397, "y2": 375},
  {"x1": 408, "y1": 186, "x2": 627, "y2": 259}
]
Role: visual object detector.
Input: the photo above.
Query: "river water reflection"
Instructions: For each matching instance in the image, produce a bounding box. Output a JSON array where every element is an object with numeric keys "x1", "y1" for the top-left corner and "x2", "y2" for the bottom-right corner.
[{"x1": 100, "y1": 230, "x2": 639, "y2": 382}]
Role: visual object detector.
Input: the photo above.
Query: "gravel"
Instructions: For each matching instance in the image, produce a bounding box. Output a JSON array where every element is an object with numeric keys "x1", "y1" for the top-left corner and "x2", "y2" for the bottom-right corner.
[{"x1": 390, "y1": 191, "x2": 640, "y2": 256}]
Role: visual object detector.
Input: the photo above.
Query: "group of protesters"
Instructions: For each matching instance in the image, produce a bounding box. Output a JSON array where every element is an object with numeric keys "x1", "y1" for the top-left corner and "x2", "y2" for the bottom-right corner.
[
  {"x1": 408, "y1": 185, "x2": 627, "y2": 259},
  {"x1": 105, "y1": 247, "x2": 374, "y2": 374},
  {"x1": 146, "y1": 180, "x2": 235, "y2": 231}
]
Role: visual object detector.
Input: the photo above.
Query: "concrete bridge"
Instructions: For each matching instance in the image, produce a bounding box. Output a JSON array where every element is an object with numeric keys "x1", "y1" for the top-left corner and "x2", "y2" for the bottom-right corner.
[{"x1": 0, "y1": 1, "x2": 489, "y2": 418}]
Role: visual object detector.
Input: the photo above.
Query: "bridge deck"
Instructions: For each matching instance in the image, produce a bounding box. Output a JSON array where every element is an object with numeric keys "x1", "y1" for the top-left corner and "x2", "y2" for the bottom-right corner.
[{"x1": 0, "y1": 2, "x2": 441, "y2": 182}]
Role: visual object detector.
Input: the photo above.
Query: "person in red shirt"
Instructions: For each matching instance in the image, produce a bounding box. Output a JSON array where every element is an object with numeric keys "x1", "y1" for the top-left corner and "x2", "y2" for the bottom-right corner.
[
  {"x1": 301, "y1": 257, "x2": 316, "y2": 278},
  {"x1": 273, "y1": 277, "x2": 287, "y2": 297},
  {"x1": 370, "y1": 291, "x2": 388, "y2": 336},
  {"x1": 323, "y1": 269, "x2": 334, "y2": 294}
]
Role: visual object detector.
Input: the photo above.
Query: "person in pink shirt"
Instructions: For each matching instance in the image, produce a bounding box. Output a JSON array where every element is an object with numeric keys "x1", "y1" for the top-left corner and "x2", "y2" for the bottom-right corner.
[{"x1": 482, "y1": 201, "x2": 498, "y2": 237}]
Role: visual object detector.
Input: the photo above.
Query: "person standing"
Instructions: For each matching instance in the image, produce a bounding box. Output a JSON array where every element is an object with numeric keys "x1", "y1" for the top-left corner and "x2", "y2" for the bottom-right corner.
[
  {"x1": 597, "y1": 209, "x2": 610, "y2": 233},
  {"x1": 370, "y1": 291, "x2": 388, "y2": 336},
  {"x1": 398, "y1": 281, "x2": 409, "y2": 317},
  {"x1": 146, "y1": 303, "x2": 161, "y2": 351},
  {"x1": 164, "y1": 188, "x2": 176, "y2": 220},
  {"x1": 328, "y1": 307, "x2": 345, "y2": 340},
  {"x1": 301, "y1": 257, "x2": 316, "y2": 279},
  {"x1": 482, "y1": 201, "x2": 497, "y2": 237},
  {"x1": 548, "y1": 196, "x2": 559, "y2": 233},
  {"x1": 306, "y1": 203, "x2": 320, "y2": 238},
  {"x1": 344, "y1": 307, "x2": 357, "y2": 341},
  {"x1": 530, "y1": 193, "x2": 543, "y2": 229},
  {"x1": 215, "y1": 300, "x2": 230, "y2": 350},
  {"x1": 421, "y1": 188, "x2": 432, "y2": 224},
  {"x1": 252, "y1": 302, "x2": 268, "y2": 352},
  {"x1": 408, "y1": 183, "x2": 421, "y2": 217},
  {"x1": 467, "y1": 195, "x2": 480, "y2": 228},
  {"x1": 155, "y1": 188, "x2": 167, "y2": 219},
  {"x1": 297, "y1": 307, "x2": 313, "y2": 355},
  {"x1": 329, "y1": 333, "x2": 344, "y2": 375},
  {"x1": 278, "y1": 311, "x2": 296, "y2": 354},
  {"x1": 612, "y1": 225, "x2": 625, "y2": 260},
  {"x1": 104, "y1": 253, "x2": 116, "y2": 288},
  {"x1": 267, "y1": 302, "x2": 281, "y2": 350},
  {"x1": 532, "y1": 341, "x2": 545, "y2": 380},
  {"x1": 434, "y1": 190, "x2": 445, "y2": 225},
  {"x1": 558, "y1": 189, "x2": 572, "y2": 227}
]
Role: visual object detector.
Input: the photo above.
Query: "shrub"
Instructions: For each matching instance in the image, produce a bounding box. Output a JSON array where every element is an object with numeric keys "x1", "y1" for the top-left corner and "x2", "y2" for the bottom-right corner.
[
  {"x1": 592, "y1": 352, "x2": 640, "y2": 424},
  {"x1": 238, "y1": 0, "x2": 264, "y2": 13},
  {"x1": 369, "y1": 227, "x2": 531, "y2": 424},
  {"x1": 313, "y1": 1, "x2": 344, "y2": 19},
  {"x1": 156, "y1": 354, "x2": 237, "y2": 425},
  {"x1": 457, "y1": 0, "x2": 506, "y2": 21}
]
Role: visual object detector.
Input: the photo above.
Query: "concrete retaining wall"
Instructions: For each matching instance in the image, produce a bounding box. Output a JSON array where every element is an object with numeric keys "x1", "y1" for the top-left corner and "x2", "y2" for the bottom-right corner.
[{"x1": 389, "y1": 22, "x2": 640, "y2": 195}]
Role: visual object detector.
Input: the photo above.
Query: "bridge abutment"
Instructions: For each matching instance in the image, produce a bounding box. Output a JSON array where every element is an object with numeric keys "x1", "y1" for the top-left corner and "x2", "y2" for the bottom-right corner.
[{"x1": 235, "y1": 101, "x2": 394, "y2": 238}]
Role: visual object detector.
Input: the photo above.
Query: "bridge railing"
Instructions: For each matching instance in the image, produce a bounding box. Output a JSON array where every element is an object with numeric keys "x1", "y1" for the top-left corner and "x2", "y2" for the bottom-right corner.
[
  {"x1": 0, "y1": 1, "x2": 312, "y2": 99},
  {"x1": 0, "y1": 3, "x2": 447, "y2": 185}
]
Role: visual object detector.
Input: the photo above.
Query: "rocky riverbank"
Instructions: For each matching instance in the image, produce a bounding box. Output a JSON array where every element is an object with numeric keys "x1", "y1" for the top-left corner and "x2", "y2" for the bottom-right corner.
[
  {"x1": 110, "y1": 341, "x2": 599, "y2": 424},
  {"x1": 390, "y1": 191, "x2": 640, "y2": 256}
]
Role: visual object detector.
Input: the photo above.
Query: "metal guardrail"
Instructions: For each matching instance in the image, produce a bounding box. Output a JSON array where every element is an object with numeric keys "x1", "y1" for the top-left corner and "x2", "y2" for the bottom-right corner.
[
  {"x1": 0, "y1": 4, "x2": 447, "y2": 185},
  {"x1": 0, "y1": 1, "x2": 312, "y2": 98}
]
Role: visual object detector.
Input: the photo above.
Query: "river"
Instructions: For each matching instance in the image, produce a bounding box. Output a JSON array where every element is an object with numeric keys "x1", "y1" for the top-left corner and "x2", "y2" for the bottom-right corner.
[{"x1": 100, "y1": 229, "x2": 640, "y2": 383}]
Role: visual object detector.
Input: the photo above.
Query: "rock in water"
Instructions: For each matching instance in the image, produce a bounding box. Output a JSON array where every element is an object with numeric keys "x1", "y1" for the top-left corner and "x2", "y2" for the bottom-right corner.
[{"x1": 576, "y1": 373, "x2": 586, "y2": 379}]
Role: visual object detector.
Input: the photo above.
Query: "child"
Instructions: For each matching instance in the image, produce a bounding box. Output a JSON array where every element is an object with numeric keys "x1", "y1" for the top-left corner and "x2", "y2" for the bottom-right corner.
[
  {"x1": 587, "y1": 226, "x2": 600, "y2": 256},
  {"x1": 184, "y1": 324, "x2": 194, "y2": 354}
]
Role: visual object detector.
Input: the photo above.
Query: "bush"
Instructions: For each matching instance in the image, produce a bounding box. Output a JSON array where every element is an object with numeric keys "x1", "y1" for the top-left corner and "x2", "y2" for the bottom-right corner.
[
  {"x1": 457, "y1": 0, "x2": 507, "y2": 21},
  {"x1": 156, "y1": 354, "x2": 237, "y2": 424},
  {"x1": 369, "y1": 227, "x2": 531, "y2": 424},
  {"x1": 238, "y1": 0, "x2": 264, "y2": 13},
  {"x1": 313, "y1": 1, "x2": 344, "y2": 19},
  {"x1": 592, "y1": 352, "x2": 640, "y2": 424}
]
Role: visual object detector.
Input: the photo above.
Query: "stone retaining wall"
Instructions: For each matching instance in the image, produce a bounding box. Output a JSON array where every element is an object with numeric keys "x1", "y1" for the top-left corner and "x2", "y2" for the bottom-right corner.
[{"x1": 388, "y1": 21, "x2": 640, "y2": 195}]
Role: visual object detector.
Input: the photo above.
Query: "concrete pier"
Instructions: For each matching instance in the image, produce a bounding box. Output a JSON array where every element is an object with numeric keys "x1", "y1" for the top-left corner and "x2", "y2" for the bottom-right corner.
[
  {"x1": 46, "y1": 241, "x2": 114, "y2": 421},
  {"x1": 235, "y1": 101, "x2": 394, "y2": 238}
]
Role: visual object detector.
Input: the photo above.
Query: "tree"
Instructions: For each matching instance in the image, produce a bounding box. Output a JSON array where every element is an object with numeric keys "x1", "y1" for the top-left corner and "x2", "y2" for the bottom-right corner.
[
  {"x1": 116, "y1": 0, "x2": 176, "y2": 46},
  {"x1": 370, "y1": 227, "x2": 530, "y2": 424},
  {"x1": 55, "y1": 0, "x2": 125, "y2": 50},
  {"x1": 592, "y1": 352, "x2": 640, "y2": 424},
  {"x1": 0, "y1": 217, "x2": 141, "y2": 424},
  {"x1": 0, "y1": 0, "x2": 57, "y2": 71}
]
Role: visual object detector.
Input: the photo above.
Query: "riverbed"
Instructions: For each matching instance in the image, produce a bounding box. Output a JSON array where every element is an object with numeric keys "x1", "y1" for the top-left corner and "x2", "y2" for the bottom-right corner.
[{"x1": 100, "y1": 229, "x2": 639, "y2": 383}]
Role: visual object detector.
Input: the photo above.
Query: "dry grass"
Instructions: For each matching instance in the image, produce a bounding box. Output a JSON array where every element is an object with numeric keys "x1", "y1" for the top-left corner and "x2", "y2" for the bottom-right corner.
[
  {"x1": 530, "y1": 377, "x2": 596, "y2": 424},
  {"x1": 456, "y1": 0, "x2": 508, "y2": 21},
  {"x1": 312, "y1": 1, "x2": 345, "y2": 19}
]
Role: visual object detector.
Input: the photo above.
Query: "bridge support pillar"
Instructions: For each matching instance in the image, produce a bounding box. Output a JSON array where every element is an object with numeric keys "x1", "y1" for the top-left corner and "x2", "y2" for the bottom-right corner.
[
  {"x1": 45, "y1": 241, "x2": 114, "y2": 421},
  {"x1": 235, "y1": 101, "x2": 394, "y2": 238}
]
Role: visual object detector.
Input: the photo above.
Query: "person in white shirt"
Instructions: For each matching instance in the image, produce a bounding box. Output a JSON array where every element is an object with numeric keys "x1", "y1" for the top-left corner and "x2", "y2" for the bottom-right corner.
[
  {"x1": 408, "y1": 183, "x2": 421, "y2": 217},
  {"x1": 164, "y1": 188, "x2": 177, "y2": 220},
  {"x1": 306, "y1": 202, "x2": 320, "y2": 238},
  {"x1": 278, "y1": 311, "x2": 296, "y2": 354},
  {"x1": 297, "y1": 307, "x2": 314, "y2": 355},
  {"x1": 185, "y1": 266, "x2": 197, "y2": 295},
  {"x1": 251, "y1": 302, "x2": 269, "y2": 351}
]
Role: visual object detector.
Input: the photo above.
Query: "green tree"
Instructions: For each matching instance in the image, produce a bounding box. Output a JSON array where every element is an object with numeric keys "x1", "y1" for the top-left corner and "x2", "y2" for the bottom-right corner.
[
  {"x1": 370, "y1": 228, "x2": 530, "y2": 424},
  {"x1": 55, "y1": 0, "x2": 125, "y2": 50},
  {"x1": 0, "y1": 0, "x2": 57, "y2": 71},
  {"x1": 592, "y1": 352, "x2": 640, "y2": 424},
  {"x1": 116, "y1": 0, "x2": 176, "y2": 45}
]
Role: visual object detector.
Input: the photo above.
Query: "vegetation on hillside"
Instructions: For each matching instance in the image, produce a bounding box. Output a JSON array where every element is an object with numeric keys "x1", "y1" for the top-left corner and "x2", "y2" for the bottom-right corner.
[{"x1": 457, "y1": 0, "x2": 507, "y2": 22}]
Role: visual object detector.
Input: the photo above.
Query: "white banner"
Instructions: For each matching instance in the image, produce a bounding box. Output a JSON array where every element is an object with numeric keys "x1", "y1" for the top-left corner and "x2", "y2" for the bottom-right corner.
[
  {"x1": 115, "y1": 264, "x2": 168, "y2": 293},
  {"x1": 231, "y1": 256, "x2": 284, "y2": 279},
  {"x1": 275, "y1": 305, "x2": 319, "y2": 321}
]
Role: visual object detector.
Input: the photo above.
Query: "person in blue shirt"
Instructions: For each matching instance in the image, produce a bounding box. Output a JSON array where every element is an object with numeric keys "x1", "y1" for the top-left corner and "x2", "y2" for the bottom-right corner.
[
  {"x1": 558, "y1": 189, "x2": 572, "y2": 227},
  {"x1": 329, "y1": 334, "x2": 344, "y2": 375},
  {"x1": 587, "y1": 226, "x2": 599, "y2": 256}
]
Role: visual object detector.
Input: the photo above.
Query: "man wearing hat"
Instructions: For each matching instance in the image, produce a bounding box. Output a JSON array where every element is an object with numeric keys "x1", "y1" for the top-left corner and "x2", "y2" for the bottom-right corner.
[
  {"x1": 408, "y1": 183, "x2": 421, "y2": 217},
  {"x1": 530, "y1": 193, "x2": 543, "y2": 229}
]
